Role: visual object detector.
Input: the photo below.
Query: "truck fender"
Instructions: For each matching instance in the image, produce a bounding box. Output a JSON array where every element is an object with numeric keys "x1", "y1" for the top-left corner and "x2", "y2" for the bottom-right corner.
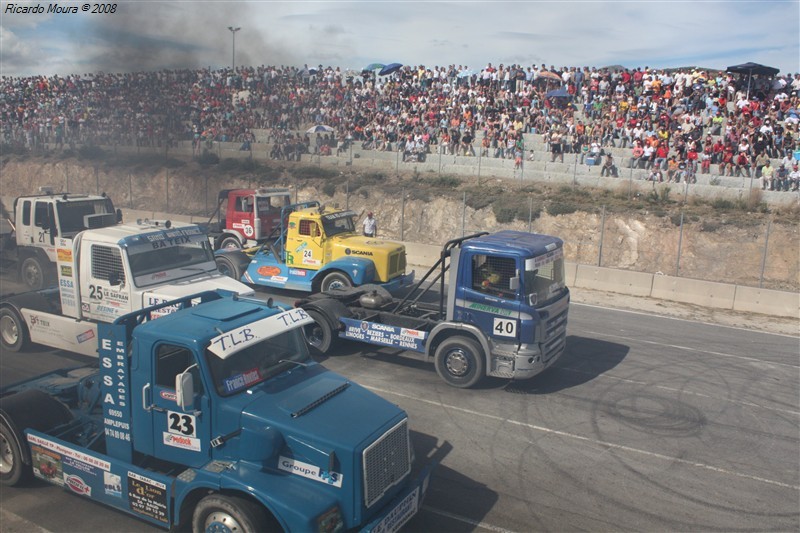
[
  {"x1": 316, "y1": 256, "x2": 376, "y2": 287},
  {"x1": 425, "y1": 322, "x2": 492, "y2": 366},
  {"x1": 301, "y1": 297, "x2": 353, "y2": 328},
  {"x1": 214, "y1": 249, "x2": 252, "y2": 280},
  {"x1": 0, "y1": 389, "x2": 74, "y2": 466}
]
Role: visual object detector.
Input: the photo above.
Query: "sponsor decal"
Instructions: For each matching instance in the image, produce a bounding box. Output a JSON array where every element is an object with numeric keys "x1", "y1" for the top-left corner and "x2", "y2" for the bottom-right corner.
[
  {"x1": 65, "y1": 474, "x2": 92, "y2": 496},
  {"x1": 151, "y1": 271, "x2": 167, "y2": 280},
  {"x1": 160, "y1": 390, "x2": 177, "y2": 402},
  {"x1": 27, "y1": 434, "x2": 111, "y2": 472},
  {"x1": 128, "y1": 472, "x2": 168, "y2": 523},
  {"x1": 82, "y1": 302, "x2": 91, "y2": 313},
  {"x1": 57, "y1": 248, "x2": 73, "y2": 262},
  {"x1": 466, "y1": 301, "x2": 514, "y2": 317},
  {"x1": 343, "y1": 318, "x2": 426, "y2": 351},
  {"x1": 269, "y1": 276, "x2": 288, "y2": 283},
  {"x1": 257, "y1": 265, "x2": 282, "y2": 276},
  {"x1": 223, "y1": 368, "x2": 263, "y2": 393},
  {"x1": 288, "y1": 268, "x2": 307, "y2": 277},
  {"x1": 60, "y1": 265, "x2": 73, "y2": 277},
  {"x1": 29, "y1": 314, "x2": 51, "y2": 328},
  {"x1": 278, "y1": 456, "x2": 343, "y2": 488},
  {"x1": 295, "y1": 241, "x2": 308, "y2": 253},
  {"x1": 104, "y1": 472, "x2": 122, "y2": 498},
  {"x1": 31, "y1": 445, "x2": 64, "y2": 485},
  {"x1": 76, "y1": 329, "x2": 95, "y2": 343},
  {"x1": 163, "y1": 432, "x2": 202, "y2": 452},
  {"x1": 346, "y1": 248, "x2": 373, "y2": 256},
  {"x1": 208, "y1": 308, "x2": 313, "y2": 359}
]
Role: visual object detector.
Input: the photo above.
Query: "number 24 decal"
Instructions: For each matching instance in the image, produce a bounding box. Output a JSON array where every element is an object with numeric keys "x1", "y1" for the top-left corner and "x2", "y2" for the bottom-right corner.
[{"x1": 168, "y1": 411, "x2": 196, "y2": 437}]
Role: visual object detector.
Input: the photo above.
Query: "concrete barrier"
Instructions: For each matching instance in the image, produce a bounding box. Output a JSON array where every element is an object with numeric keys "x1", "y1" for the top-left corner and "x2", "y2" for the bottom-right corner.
[
  {"x1": 651, "y1": 275, "x2": 736, "y2": 310},
  {"x1": 573, "y1": 265, "x2": 654, "y2": 297},
  {"x1": 732, "y1": 286, "x2": 800, "y2": 318}
]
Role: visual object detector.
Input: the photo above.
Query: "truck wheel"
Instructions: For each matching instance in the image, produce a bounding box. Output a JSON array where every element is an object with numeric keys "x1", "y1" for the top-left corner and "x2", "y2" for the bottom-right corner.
[
  {"x1": 303, "y1": 309, "x2": 338, "y2": 354},
  {"x1": 20, "y1": 256, "x2": 48, "y2": 291},
  {"x1": 192, "y1": 494, "x2": 273, "y2": 533},
  {"x1": 216, "y1": 255, "x2": 244, "y2": 280},
  {"x1": 0, "y1": 308, "x2": 28, "y2": 352},
  {"x1": 321, "y1": 271, "x2": 352, "y2": 292},
  {"x1": 434, "y1": 336, "x2": 485, "y2": 388},
  {"x1": 0, "y1": 422, "x2": 30, "y2": 486},
  {"x1": 218, "y1": 236, "x2": 242, "y2": 250}
]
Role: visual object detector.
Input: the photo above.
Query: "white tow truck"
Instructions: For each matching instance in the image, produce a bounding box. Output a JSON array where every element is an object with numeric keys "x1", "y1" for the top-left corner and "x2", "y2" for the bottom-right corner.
[{"x1": 0, "y1": 219, "x2": 252, "y2": 357}]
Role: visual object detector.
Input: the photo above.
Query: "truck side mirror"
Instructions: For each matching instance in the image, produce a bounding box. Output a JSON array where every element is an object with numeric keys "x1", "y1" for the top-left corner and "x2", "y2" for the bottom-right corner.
[
  {"x1": 108, "y1": 271, "x2": 122, "y2": 286},
  {"x1": 176, "y1": 370, "x2": 194, "y2": 410},
  {"x1": 116, "y1": 208, "x2": 123, "y2": 223},
  {"x1": 509, "y1": 276, "x2": 520, "y2": 291}
]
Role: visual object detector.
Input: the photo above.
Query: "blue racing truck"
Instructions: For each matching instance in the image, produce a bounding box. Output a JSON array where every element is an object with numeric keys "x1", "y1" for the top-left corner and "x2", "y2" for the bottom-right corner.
[
  {"x1": 297, "y1": 231, "x2": 570, "y2": 388},
  {"x1": 0, "y1": 291, "x2": 435, "y2": 532}
]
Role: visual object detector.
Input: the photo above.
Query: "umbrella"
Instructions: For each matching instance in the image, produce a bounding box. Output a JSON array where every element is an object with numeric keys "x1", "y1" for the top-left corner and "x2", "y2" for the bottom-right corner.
[
  {"x1": 537, "y1": 70, "x2": 563, "y2": 82},
  {"x1": 726, "y1": 62, "x2": 779, "y2": 99},
  {"x1": 364, "y1": 63, "x2": 385, "y2": 71},
  {"x1": 379, "y1": 63, "x2": 403, "y2": 76},
  {"x1": 306, "y1": 125, "x2": 334, "y2": 134},
  {"x1": 545, "y1": 87, "x2": 572, "y2": 99}
]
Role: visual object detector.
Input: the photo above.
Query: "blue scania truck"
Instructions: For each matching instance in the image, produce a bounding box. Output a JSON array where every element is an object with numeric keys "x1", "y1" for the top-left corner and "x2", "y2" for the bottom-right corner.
[
  {"x1": 0, "y1": 291, "x2": 435, "y2": 532},
  {"x1": 297, "y1": 231, "x2": 570, "y2": 388}
]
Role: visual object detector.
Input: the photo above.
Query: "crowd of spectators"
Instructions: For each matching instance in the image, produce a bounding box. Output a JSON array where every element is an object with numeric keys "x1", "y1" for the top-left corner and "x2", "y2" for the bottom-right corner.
[{"x1": 1, "y1": 62, "x2": 799, "y2": 191}]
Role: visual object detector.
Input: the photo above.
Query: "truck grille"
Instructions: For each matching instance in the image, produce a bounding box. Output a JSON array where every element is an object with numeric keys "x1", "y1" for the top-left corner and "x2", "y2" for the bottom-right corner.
[
  {"x1": 388, "y1": 251, "x2": 405, "y2": 278},
  {"x1": 542, "y1": 306, "x2": 568, "y2": 363},
  {"x1": 362, "y1": 419, "x2": 411, "y2": 508}
]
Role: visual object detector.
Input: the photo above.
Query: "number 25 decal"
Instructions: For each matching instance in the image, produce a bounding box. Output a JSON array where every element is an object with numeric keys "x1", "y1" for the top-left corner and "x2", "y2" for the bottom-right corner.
[
  {"x1": 493, "y1": 318, "x2": 517, "y2": 337},
  {"x1": 168, "y1": 411, "x2": 196, "y2": 437}
]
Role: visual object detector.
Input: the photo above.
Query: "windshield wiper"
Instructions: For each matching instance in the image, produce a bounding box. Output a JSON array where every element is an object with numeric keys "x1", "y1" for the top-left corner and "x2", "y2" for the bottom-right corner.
[{"x1": 278, "y1": 359, "x2": 309, "y2": 369}]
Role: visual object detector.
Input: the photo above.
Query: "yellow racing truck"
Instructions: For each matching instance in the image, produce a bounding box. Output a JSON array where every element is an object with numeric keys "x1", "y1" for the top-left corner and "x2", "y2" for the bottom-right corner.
[{"x1": 215, "y1": 201, "x2": 415, "y2": 293}]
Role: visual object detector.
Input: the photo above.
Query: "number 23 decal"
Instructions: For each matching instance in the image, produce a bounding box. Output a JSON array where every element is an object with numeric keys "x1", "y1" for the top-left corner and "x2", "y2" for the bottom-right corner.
[{"x1": 168, "y1": 411, "x2": 196, "y2": 437}]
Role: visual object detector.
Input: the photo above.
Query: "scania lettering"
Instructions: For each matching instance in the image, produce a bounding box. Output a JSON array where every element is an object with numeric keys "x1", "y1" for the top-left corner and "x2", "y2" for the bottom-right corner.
[{"x1": 0, "y1": 291, "x2": 435, "y2": 532}]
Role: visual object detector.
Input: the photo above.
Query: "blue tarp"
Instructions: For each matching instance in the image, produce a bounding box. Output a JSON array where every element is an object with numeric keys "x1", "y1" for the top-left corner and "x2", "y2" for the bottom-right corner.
[{"x1": 545, "y1": 87, "x2": 572, "y2": 99}]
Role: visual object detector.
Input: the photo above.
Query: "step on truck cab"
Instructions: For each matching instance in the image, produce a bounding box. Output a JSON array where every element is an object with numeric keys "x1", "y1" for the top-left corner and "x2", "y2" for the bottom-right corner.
[
  {"x1": 0, "y1": 219, "x2": 252, "y2": 357},
  {"x1": 298, "y1": 231, "x2": 570, "y2": 388},
  {"x1": 205, "y1": 188, "x2": 292, "y2": 250},
  {"x1": 0, "y1": 291, "x2": 436, "y2": 532},
  {"x1": 215, "y1": 201, "x2": 415, "y2": 294},
  {"x1": 0, "y1": 188, "x2": 121, "y2": 290}
]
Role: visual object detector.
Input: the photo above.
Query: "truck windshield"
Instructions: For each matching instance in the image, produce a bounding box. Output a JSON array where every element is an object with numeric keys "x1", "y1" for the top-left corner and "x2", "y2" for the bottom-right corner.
[
  {"x1": 523, "y1": 249, "x2": 566, "y2": 306},
  {"x1": 126, "y1": 234, "x2": 216, "y2": 287},
  {"x1": 56, "y1": 199, "x2": 114, "y2": 235},
  {"x1": 256, "y1": 195, "x2": 290, "y2": 213},
  {"x1": 205, "y1": 328, "x2": 311, "y2": 396},
  {"x1": 321, "y1": 211, "x2": 357, "y2": 237}
]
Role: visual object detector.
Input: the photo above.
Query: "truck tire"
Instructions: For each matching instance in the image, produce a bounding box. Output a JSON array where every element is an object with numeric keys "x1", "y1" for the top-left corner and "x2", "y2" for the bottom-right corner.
[
  {"x1": 0, "y1": 422, "x2": 30, "y2": 486},
  {"x1": 216, "y1": 255, "x2": 244, "y2": 281},
  {"x1": 0, "y1": 307, "x2": 28, "y2": 352},
  {"x1": 192, "y1": 494, "x2": 273, "y2": 533},
  {"x1": 434, "y1": 336, "x2": 485, "y2": 388},
  {"x1": 303, "y1": 309, "x2": 338, "y2": 354},
  {"x1": 19, "y1": 256, "x2": 49, "y2": 291},
  {"x1": 321, "y1": 271, "x2": 352, "y2": 292},
  {"x1": 218, "y1": 235, "x2": 242, "y2": 250}
]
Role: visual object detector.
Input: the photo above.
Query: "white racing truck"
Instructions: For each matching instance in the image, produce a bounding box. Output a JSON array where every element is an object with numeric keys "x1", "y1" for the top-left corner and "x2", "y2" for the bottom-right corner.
[
  {"x1": 0, "y1": 189, "x2": 121, "y2": 290},
  {"x1": 0, "y1": 219, "x2": 252, "y2": 357}
]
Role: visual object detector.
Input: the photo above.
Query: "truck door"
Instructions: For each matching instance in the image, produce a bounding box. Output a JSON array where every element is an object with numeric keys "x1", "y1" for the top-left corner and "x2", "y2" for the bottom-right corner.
[
  {"x1": 17, "y1": 199, "x2": 34, "y2": 245},
  {"x1": 230, "y1": 193, "x2": 256, "y2": 242},
  {"x1": 149, "y1": 343, "x2": 212, "y2": 467},
  {"x1": 456, "y1": 253, "x2": 521, "y2": 345},
  {"x1": 286, "y1": 218, "x2": 323, "y2": 270},
  {"x1": 31, "y1": 200, "x2": 53, "y2": 246}
]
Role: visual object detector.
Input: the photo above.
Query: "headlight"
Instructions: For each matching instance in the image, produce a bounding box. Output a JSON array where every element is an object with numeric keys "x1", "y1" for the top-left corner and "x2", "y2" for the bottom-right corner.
[{"x1": 317, "y1": 505, "x2": 344, "y2": 533}]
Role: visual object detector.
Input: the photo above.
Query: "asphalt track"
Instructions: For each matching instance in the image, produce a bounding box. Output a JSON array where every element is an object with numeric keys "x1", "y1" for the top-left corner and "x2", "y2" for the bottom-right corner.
[{"x1": 0, "y1": 279, "x2": 798, "y2": 532}]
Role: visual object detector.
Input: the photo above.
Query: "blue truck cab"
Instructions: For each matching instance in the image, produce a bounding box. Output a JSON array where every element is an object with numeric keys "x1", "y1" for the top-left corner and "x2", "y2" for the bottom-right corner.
[
  {"x1": 0, "y1": 291, "x2": 434, "y2": 532},
  {"x1": 298, "y1": 230, "x2": 570, "y2": 388}
]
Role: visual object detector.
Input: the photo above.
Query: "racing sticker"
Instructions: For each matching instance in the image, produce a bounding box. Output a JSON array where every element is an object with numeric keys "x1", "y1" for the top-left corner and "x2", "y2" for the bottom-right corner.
[
  {"x1": 164, "y1": 411, "x2": 201, "y2": 451},
  {"x1": 223, "y1": 368, "x2": 262, "y2": 394},
  {"x1": 104, "y1": 471, "x2": 122, "y2": 498},
  {"x1": 31, "y1": 445, "x2": 64, "y2": 485},
  {"x1": 278, "y1": 456, "x2": 343, "y2": 488},
  {"x1": 128, "y1": 472, "x2": 168, "y2": 523},
  {"x1": 64, "y1": 474, "x2": 92, "y2": 496},
  {"x1": 493, "y1": 318, "x2": 517, "y2": 337}
]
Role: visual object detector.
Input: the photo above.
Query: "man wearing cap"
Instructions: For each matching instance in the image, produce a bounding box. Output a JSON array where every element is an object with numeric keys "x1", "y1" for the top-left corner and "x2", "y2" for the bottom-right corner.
[{"x1": 362, "y1": 212, "x2": 377, "y2": 238}]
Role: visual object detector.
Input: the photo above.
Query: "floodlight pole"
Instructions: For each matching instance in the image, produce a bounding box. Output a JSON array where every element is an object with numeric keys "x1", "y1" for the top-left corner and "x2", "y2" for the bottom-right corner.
[{"x1": 228, "y1": 26, "x2": 241, "y2": 71}]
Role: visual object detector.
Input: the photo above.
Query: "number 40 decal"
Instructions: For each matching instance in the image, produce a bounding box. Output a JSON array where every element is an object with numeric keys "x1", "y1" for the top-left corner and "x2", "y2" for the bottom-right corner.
[{"x1": 493, "y1": 318, "x2": 517, "y2": 337}]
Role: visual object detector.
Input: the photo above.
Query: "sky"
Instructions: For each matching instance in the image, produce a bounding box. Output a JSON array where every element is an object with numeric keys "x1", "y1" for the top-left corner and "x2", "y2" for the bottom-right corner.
[{"x1": 1, "y1": 1, "x2": 798, "y2": 78}]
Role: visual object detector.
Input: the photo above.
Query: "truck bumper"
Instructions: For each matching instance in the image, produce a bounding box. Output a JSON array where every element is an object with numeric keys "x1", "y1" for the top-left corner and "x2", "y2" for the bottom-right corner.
[
  {"x1": 377, "y1": 270, "x2": 415, "y2": 294},
  {"x1": 489, "y1": 333, "x2": 567, "y2": 380},
  {"x1": 359, "y1": 458, "x2": 436, "y2": 533}
]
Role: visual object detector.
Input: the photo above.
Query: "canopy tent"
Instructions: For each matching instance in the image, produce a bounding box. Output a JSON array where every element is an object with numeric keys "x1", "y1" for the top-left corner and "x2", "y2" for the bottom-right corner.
[{"x1": 726, "y1": 62, "x2": 780, "y2": 99}]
